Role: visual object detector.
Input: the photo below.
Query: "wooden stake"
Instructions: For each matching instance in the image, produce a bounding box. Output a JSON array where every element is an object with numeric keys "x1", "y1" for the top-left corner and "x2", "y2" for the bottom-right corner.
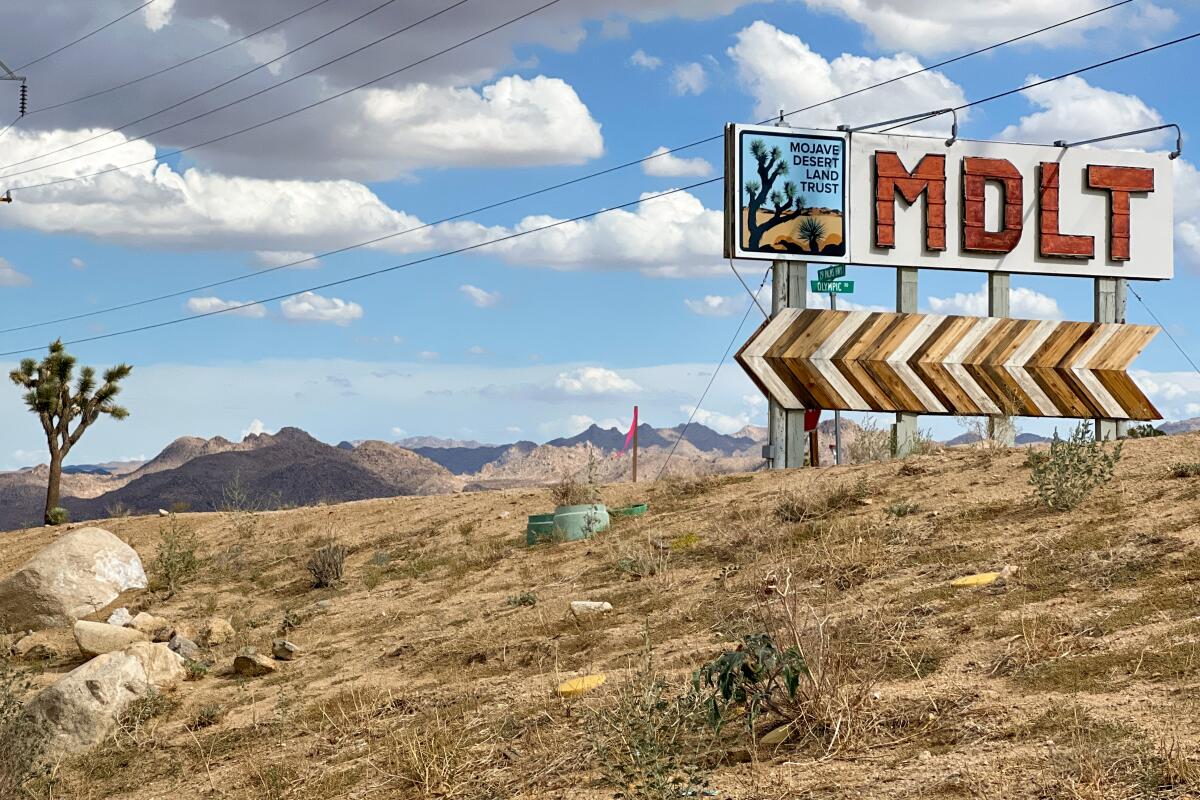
[{"x1": 632, "y1": 405, "x2": 638, "y2": 483}]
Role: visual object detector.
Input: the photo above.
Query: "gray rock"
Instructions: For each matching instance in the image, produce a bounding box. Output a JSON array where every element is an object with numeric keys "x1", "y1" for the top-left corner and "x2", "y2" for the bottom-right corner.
[
  {"x1": 233, "y1": 648, "x2": 277, "y2": 677},
  {"x1": 106, "y1": 607, "x2": 133, "y2": 627},
  {"x1": 271, "y1": 639, "x2": 299, "y2": 661},
  {"x1": 0, "y1": 527, "x2": 147, "y2": 631},
  {"x1": 168, "y1": 634, "x2": 200, "y2": 661},
  {"x1": 73, "y1": 621, "x2": 148, "y2": 658},
  {"x1": 25, "y1": 642, "x2": 185, "y2": 760}
]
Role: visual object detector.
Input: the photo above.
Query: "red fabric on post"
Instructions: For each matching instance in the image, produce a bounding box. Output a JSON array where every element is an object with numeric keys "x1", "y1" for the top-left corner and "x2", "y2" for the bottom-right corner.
[
  {"x1": 615, "y1": 406, "x2": 639, "y2": 457},
  {"x1": 804, "y1": 409, "x2": 820, "y2": 432}
]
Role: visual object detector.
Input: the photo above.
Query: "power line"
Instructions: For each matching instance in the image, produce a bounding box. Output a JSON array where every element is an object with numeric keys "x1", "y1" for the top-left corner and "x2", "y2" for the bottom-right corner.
[
  {"x1": 0, "y1": 3, "x2": 1137, "y2": 335},
  {"x1": 13, "y1": 1, "x2": 160, "y2": 72},
  {"x1": 2, "y1": 0, "x2": 557, "y2": 192},
  {"x1": 1128, "y1": 285, "x2": 1200, "y2": 375},
  {"x1": 0, "y1": 0, "x2": 432, "y2": 176},
  {"x1": 0, "y1": 179, "x2": 723, "y2": 357},
  {"x1": 28, "y1": 0, "x2": 341, "y2": 116},
  {"x1": 655, "y1": 269, "x2": 770, "y2": 481}
]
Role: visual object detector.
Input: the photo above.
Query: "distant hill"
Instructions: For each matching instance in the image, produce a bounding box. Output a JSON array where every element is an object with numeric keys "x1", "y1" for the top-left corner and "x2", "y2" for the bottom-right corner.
[
  {"x1": 412, "y1": 442, "x2": 538, "y2": 475},
  {"x1": 1159, "y1": 417, "x2": 1200, "y2": 435}
]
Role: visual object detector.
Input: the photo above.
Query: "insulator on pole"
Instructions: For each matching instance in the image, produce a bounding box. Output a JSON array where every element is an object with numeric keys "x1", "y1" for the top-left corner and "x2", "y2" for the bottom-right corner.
[{"x1": 18, "y1": 82, "x2": 27, "y2": 116}]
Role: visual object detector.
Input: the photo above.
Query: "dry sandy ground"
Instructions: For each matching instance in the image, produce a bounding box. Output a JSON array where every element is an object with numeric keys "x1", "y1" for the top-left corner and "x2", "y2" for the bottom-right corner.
[{"x1": 2, "y1": 432, "x2": 1199, "y2": 799}]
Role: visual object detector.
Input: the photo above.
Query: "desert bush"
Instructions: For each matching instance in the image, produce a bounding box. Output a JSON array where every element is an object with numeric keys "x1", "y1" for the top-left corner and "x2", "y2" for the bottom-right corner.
[
  {"x1": 183, "y1": 659, "x2": 209, "y2": 681},
  {"x1": 152, "y1": 514, "x2": 200, "y2": 598},
  {"x1": 592, "y1": 646, "x2": 719, "y2": 800},
  {"x1": 615, "y1": 537, "x2": 671, "y2": 581},
  {"x1": 1028, "y1": 421, "x2": 1121, "y2": 511},
  {"x1": 46, "y1": 506, "x2": 69, "y2": 526},
  {"x1": 550, "y1": 474, "x2": 599, "y2": 507},
  {"x1": 1125, "y1": 423, "x2": 1163, "y2": 438},
  {"x1": 694, "y1": 632, "x2": 809, "y2": 735},
  {"x1": 847, "y1": 417, "x2": 891, "y2": 464},
  {"x1": 105, "y1": 501, "x2": 132, "y2": 519},
  {"x1": 372, "y1": 707, "x2": 501, "y2": 799},
  {"x1": 307, "y1": 540, "x2": 347, "y2": 588},
  {"x1": 188, "y1": 702, "x2": 225, "y2": 731},
  {"x1": 886, "y1": 502, "x2": 919, "y2": 518},
  {"x1": 1169, "y1": 462, "x2": 1200, "y2": 479},
  {"x1": 505, "y1": 592, "x2": 537, "y2": 607},
  {"x1": 774, "y1": 478, "x2": 869, "y2": 524},
  {"x1": 0, "y1": 660, "x2": 44, "y2": 797}
]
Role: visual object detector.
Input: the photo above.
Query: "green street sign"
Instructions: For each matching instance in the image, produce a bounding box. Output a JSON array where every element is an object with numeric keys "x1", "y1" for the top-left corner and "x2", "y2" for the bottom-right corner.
[
  {"x1": 817, "y1": 264, "x2": 845, "y2": 281},
  {"x1": 811, "y1": 280, "x2": 854, "y2": 294}
]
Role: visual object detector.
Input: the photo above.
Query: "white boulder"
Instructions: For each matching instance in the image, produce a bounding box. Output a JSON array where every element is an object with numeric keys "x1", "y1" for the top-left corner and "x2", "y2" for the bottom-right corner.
[
  {"x1": 74, "y1": 621, "x2": 148, "y2": 658},
  {"x1": 24, "y1": 642, "x2": 185, "y2": 759},
  {"x1": 0, "y1": 528, "x2": 147, "y2": 631}
]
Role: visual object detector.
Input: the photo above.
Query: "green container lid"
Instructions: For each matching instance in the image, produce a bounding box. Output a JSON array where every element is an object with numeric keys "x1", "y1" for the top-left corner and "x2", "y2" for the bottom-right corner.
[
  {"x1": 613, "y1": 503, "x2": 648, "y2": 517},
  {"x1": 526, "y1": 513, "x2": 556, "y2": 546}
]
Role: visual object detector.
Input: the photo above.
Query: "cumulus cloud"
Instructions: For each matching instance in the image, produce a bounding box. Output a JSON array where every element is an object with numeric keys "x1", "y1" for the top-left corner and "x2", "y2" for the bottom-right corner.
[
  {"x1": 797, "y1": 1, "x2": 1175, "y2": 56},
  {"x1": 254, "y1": 250, "x2": 320, "y2": 269},
  {"x1": 680, "y1": 405, "x2": 751, "y2": 434},
  {"x1": 0, "y1": 257, "x2": 31, "y2": 287},
  {"x1": 185, "y1": 296, "x2": 268, "y2": 318},
  {"x1": 554, "y1": 367, "x2": 642, "y2": 396},
  {"x1": 998, "y1": 75, "x2": 1166, "y2": 148},
  {"x1": 280, "y1": 291, "x2": 363, "y2": 325},
  {"x1": 671, "y1": 62, "x2": 708, "y2": 95},
  {"x1": 418, "y1": 351, "x2": 440, "y2": 361},
  {"x1": 685, "y1": 295, "x2": 743, "y2": 317},
  {"x1": 926, "y1": 283, "x2": 1063, "y2": 319},
  {"x1": 483, "y1": 189, "x2": 725, "y2": 278},
  {"x1": 643, "y1": 146, "x2": 713, "y2": 177},
  {"x1": 727, "y1": 21, "x2": 967, "y2": 135},
  {"x1": 1133, "y1": 370, "x2": 1200, "y2": 420},
  {"x1": 69, "y1": 257, "x2": 86, "y2": 270},
  {"x1": 468, "y1": 345, "x2": 487, "y2": 355},
  {"x1": 143, "y1": 0, "x2": 175, "y2": 31},
  {"x1": 630, "y1": 49, "x2": 662, "y2": 69},
  {"x1": 242, "y1": 418, "x2": 268, "y2": 438},
  {"x1": 459, "y1": 284, "x2": 501, "y2": 308}
]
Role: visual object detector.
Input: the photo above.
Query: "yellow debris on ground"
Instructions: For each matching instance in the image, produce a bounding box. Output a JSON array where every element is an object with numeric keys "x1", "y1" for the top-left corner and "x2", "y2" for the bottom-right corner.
[
  {"x1": 557, "y1": 674, "x2": 606, "y2": 698},
  {"x1": 951, "y1": 571, "x2": 1001, "y2": 587}
]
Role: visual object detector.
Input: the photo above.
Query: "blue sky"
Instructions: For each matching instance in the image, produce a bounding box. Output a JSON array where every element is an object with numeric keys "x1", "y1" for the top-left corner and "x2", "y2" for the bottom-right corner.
[{"x1": 1, "y1": 0, "x2": 1199, "y2": 468}]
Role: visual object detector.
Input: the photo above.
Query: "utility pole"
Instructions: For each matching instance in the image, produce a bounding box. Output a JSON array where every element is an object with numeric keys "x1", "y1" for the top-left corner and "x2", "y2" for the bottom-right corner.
[{"x1": 1, "y1": 57, "x2": 25, "y2": 205}]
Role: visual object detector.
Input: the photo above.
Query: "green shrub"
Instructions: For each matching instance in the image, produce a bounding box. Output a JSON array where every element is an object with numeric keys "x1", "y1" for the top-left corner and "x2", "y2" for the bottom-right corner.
[
  {"x1": 1028, "y1": 422, "x2": 1122, "y2": 511},
  {"x1": 886, "y1": 502, "x2": 920, "y2": 518},
  {"x1": 46, "y1": 506, "x2": 69, "y2": 526},
  {"x1": 1125, "y1": 423, "x2": 1163, "y2": 438},
  {"x1": 183, "y1": 660, "x2": 209, "y2": 681},
  {"x1": 693, "y1": 633, "x2": 808, "y2": 734},
  {"x1": 506, "y1": 591, "x2": 537, "y2": 607},
  {"x1": 187, "y1": 702, "x2": 225, "y2": 730},
  {"x1": 1169, "y1": 462, "x2": 1200, "y2": 479},
  {"x1": 152, "y1": 514, "x2": 200, "y2": 598}
]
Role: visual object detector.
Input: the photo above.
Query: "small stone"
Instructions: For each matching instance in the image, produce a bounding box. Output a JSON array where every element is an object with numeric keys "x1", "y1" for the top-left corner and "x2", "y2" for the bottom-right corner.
[
  {"x1": 499, "y1": 511, "x2": 511, "y2": 519},
  {"x1": 106, "y1": 608, "x2": 133, "y2": 627},
  {"x1": 918, "y1": 750, "x2": 932, "y2": 762},
  {"x1": 128, "y1": 612, "x2": 174, "y2": 642},
  {"x1": 272, "y1": 639, "x2": 299, "y2": 661},
  {"x1": 557, "y1": 674, "x2": 605, "y2": 698},
  {"x1": 200, "y1": 618, "x2": 235, "y2": 646},
  {"x1": 73, "y1": 621, "x2": 149, "y2": 658},
  {"x1": 760, "y1": 724, "x2": 791, "y2": 746},
  {"x1": 168, "y1": 634, "x2": 201, "y2": 661},
  {"x1": 569, "y1": 601, "x2": 613, "y2": 616},
  {"x1": 158, "y1": 509, "x2": 170, "y2": 517},
  {"x1": 314, "y1": 600, "x2": 333, "y2": 612},
  {"x1": 233, "y1": 648, "x2": 278, "y2": 677},
  {"x1": 14, "y1": 631, "x2": 64, "y2": 660}
]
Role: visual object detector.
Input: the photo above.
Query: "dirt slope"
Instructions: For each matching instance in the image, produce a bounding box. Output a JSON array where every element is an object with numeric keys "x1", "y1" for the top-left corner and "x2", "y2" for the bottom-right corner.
[{"x1": 2, "y1": 433, "x2": 1199, "y2": 799}]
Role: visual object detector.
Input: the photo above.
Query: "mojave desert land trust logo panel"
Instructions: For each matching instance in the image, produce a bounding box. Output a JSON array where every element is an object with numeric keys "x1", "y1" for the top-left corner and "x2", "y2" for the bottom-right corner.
[{"x1": 727, "y1": 125, "x2": 848, "y2": 263}]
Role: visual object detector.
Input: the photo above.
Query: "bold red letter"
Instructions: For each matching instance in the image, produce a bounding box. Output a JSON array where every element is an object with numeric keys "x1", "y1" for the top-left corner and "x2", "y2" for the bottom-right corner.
[
  {"x1": 874, "y1": 151, "x2": 946, "y2": 251},
  {"x1": 1087, "y1": 165, "x2": 1154, "y2": 261},
  {"x1": 962, "y1": 157, "x2": 1023, "y2": 253},
  {"x1": 1038, "y1": 163, "x2": 1094, "y2": 259}
]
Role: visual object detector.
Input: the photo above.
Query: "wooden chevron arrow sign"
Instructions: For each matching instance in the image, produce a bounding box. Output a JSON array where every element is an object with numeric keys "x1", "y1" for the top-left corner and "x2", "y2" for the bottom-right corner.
[{"x1": 736, "y1": 309, "x2": 1161, "y2": 420}]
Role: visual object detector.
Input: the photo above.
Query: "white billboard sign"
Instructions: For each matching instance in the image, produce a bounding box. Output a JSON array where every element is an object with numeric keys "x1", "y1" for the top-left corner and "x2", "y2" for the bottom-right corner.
[{"x1": 725, "y1": 125, "x2": 1174, "y2": 280}]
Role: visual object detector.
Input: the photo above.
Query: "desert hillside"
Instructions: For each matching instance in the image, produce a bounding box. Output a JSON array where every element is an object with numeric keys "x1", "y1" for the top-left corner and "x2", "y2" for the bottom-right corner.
[{"x1": 2, "y1": 432, "x2": 1199, "y2": 798}]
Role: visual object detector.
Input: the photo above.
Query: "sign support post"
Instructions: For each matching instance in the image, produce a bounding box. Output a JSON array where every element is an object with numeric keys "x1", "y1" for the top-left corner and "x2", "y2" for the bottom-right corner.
[
  {"x1": 893, "y1": 267, "x2": 919, "y2": 456},
  {"x1": 768, "y1": 259, "x2": 808, "y2": 469},
  {"x1": 987, "y1": 273, "x2": 1017, "y2": 445},
  {"x1": 1095, "y1": 277, "x2": 1128, "y2": 441},
  {"x1": 831, "y1": 292, "x2": 842, "y2": 466}
]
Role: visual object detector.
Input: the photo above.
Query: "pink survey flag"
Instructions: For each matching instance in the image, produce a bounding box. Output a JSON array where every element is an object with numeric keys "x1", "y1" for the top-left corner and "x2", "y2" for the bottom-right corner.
[{"x1": 614, "y1": 406, "x2": 639, "y2": 458}]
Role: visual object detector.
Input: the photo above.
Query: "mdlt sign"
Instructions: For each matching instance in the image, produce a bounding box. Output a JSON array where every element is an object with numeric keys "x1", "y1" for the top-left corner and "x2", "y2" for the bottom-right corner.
[{"x1": 725, "y1": 125, "x2": 1173, "y2": 280}]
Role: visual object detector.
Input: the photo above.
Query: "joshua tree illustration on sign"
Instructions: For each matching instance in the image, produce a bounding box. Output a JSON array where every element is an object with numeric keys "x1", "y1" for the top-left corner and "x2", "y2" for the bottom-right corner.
[
  {"x1": 743, "y1": 138, "x2": 807, "y2": 251},
  {"x1": 797, "y1": 217, "x2": 827, "y2": 255}
]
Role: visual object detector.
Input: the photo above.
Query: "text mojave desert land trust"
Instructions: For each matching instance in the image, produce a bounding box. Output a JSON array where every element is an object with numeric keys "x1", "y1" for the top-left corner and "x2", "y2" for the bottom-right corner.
[{"x1": 725, "y1": 124, "x2": 1173, "y2": 280}]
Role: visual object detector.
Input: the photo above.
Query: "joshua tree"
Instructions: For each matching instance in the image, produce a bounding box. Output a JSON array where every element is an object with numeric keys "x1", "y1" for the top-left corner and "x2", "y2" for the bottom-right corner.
[
  {"x1": 797, "y1": 216, "x2": 827, "y2": 254},
  {"x1": 9, "y1": 340, "x2": 132, "y2": 524},
  {"x1": 743, "y1": 138, "x2": 807, "y2": 251}
]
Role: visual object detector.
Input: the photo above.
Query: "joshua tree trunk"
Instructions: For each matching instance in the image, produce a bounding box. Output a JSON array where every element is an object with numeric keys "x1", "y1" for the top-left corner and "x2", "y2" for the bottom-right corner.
[{"x1": 45, "y1": 446, "x2": 63, "y2": 524}]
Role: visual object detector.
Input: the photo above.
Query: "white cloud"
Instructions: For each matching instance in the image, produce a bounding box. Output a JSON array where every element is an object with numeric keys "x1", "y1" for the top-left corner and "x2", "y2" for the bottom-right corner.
[
  {"x1": 485, "y1": 189, "x2": 725, "y2": 277},
  {"x1": 998, "y1": 75, "x2": 1166, "y2": 148},
  {"x1": 806, "y1": 293, "x2": 888, "y2": 312},
  {"x1": 391, "y1": 426, "x2": 407, "y2": 437},
  {"x1": 185, "y1": 296, "x2": 268, "y2": 318},
  {"x1": 554, "y1": 367, "x2": 641, "y2": 396},
  {"x1": 242, "y1": 418, "x2": 268, "y2": 438},
  {"x1": 459, "y1": 284, "x2": 501, "y2": 308},
  {"x1": 0, "y1": 257, "x2": 31, "y2": 287},
  {"x1": 643, "y1": 146, "x2": 713, "y2": 177},
  {"x1": 279, "y1": 291, "x2": 363, "y2": 325},
  {"x1": 254, "y1": 250, "x2": 320, "y2": 269},
  {"x1": 418, "y1": 351, "x2": 440, "y2": 361},
  {"x1": 680, "y1": 405, "x2": 751, "y2": 434},
  {"x1": 630, "y1": 49, "x2": 662, "y2": 69},
  {"x1": 468, "y1": 345, "x2": 487, "y2": 356},
  {"x1": 685, "y1": 295, "x2": 742, "y2": 317},
  {"x1": 1133, "y1": 370, "x2": 1200, "y2": 420},
  {"x1": 727, "y1": 21, "x2": 967, "y2": 135},
  {"x1": 143, "y1": 0, "x2": 175, "y2": 31},
  {"x1": 69, "y1": 257, "x2": 86, "y2": 270},
  {"x1": 797, "y1": 1, "x2": 1176, "y2": 56},
  {"x1": 671, "y1": 62, "x2": 708, "y2": 96},
  {"x1": 926, "y1": 283, "x2": 1063, "y2": 320}
]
